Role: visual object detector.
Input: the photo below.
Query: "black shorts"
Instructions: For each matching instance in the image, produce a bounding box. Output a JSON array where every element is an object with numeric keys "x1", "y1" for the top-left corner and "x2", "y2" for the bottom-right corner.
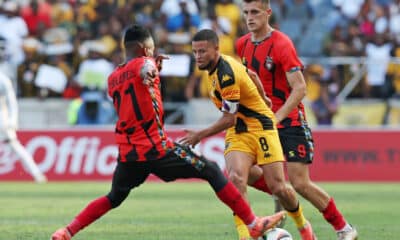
[
  {"x1": 278, "y1": 126, "x2": 314, "y2": 164},
  {"x1": 111, "y1": 143, "x2": 210, "y2": 191}
]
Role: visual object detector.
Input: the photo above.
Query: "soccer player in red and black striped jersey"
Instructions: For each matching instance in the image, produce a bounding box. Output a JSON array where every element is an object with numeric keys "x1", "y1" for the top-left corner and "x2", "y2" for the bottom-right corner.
[
  {"x1": 236, "y1": 1, "x2": 358, "y2": 240},
  {"x1": 51, "y1": 24, "x2": 285, "y2": 240}
]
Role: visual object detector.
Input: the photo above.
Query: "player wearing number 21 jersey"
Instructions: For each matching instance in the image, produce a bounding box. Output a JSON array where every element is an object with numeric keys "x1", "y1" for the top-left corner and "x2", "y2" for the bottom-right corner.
[{"x1": 108, "y1": 57, "x2": 174, "y2": 162}]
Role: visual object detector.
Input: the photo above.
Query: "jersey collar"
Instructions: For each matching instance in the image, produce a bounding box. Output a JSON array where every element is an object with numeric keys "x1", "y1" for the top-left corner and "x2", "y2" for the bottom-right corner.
[{"x1": 251, "y1": 29, "x2": 274, "y2": 45}]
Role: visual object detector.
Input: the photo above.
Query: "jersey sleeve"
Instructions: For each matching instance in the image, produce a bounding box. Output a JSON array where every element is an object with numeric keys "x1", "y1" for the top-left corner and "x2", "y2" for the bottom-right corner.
[
  {"x1": 218, "y1": 60, "x2": 240, "y2": 102},
  {"x1": 277, "y1": 36, "x2": 303, "y2": 73}
]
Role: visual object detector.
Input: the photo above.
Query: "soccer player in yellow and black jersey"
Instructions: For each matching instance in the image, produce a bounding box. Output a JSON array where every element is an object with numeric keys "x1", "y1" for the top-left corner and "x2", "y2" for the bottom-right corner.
[{"x1": 181, "y1": 29, "x2": 315, "y2": 240}]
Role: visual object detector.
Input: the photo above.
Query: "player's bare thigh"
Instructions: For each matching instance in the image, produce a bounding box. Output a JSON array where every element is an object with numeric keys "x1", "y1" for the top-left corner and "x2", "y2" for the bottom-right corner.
[{"x1": 225, "y1": 150, "x2": 254, "y2": 198}]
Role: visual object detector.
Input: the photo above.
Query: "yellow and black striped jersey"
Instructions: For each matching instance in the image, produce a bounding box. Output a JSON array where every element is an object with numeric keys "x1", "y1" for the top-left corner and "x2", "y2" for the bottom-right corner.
[{"x1": 206, "y1": 54, "x2": 277, "y2": 135}]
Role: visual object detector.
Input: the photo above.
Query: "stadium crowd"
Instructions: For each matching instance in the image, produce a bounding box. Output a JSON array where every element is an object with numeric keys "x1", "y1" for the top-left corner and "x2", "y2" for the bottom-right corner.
[{"x1": 0, "y1": 0, "x2": 399, "y2": 125}]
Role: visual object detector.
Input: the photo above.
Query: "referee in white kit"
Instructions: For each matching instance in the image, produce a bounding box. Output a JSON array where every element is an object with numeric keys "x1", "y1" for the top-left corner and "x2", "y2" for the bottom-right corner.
[{"x1": 0, "y1": 72, "x2": 46, "y2": 183}]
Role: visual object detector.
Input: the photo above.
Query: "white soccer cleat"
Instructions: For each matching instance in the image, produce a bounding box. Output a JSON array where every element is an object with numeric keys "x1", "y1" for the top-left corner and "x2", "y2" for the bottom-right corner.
[{"x1": 337, "y1": 226, "x2": 358, "y2": 240}]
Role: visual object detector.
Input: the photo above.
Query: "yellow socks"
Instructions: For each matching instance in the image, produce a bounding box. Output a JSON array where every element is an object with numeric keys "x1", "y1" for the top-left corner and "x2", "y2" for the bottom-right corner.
[
  {"x1": 287, "y1": 204, "x2": 307, "y2": 229},
  {"x1": 233, "y1": 214, "x2": 250, "y2": 239}
]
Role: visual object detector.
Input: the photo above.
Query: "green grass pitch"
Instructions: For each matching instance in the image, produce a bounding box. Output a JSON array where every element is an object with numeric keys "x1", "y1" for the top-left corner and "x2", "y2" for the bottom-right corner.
[{"x1": 0, "y1": 182, "x2": 399, "y2": 239}]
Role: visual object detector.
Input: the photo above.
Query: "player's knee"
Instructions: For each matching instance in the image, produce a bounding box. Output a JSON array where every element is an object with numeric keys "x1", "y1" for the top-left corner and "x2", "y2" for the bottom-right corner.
[
  {"x1": 202, "y1": 160, "x2": 221, "y2": 178},
  {"x1": 228, "y1": 170, "x2": 247, "y2": 191},
  {"x1": 106, "y1": 189, "x2": 130, "y2": 208},
  {"x1": 268, "y1": 180, "x2": 288, "y2": 197},
  {"x1": 290, "y1": 180, "x2": 310, "y2": 196}
]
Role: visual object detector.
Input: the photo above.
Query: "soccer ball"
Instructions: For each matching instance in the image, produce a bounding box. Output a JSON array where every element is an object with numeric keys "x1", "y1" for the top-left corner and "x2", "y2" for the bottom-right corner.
[{"x1": 259, "y1": 228, "x2": 293, "y2": 240}]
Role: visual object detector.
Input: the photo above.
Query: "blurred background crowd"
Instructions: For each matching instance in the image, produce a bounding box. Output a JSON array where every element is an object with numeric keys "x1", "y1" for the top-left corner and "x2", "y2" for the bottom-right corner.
[{"x1": 1, "y1": 0, "x2": 400, "y2": 126}]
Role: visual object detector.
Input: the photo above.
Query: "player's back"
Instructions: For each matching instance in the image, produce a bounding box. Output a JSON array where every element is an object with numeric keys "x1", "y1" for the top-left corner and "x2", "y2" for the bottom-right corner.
[
  {"x1": 208, "y1": 54, "x2": 276, "y2": 135},
  {"x1": 108, "y1": 57, "x2": 171, "y2": 161}
]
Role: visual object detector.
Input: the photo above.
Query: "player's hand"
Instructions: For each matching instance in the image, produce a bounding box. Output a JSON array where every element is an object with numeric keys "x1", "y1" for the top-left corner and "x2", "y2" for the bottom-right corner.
[
  {"x1": 155, "y1": 54, "x2": 169, "y2": 72},
  {"x1": 143, "y1": 69, "x2": 157, "y2": 86},
  {"x1": 179, "y1": 129, "x2": 201, "y2": 148}
]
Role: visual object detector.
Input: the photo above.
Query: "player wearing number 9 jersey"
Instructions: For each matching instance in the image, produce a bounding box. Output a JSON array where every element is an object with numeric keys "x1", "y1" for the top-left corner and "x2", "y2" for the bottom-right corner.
[
  {"x1": 181, "y1": 29, "x2": 313, "y2": 240},
  {"x1": 51, "y1": 24, "x2": 286, "y2": 240},
  {"x1": 236, "y1": 1, "x2": 357, "y2": 240}
]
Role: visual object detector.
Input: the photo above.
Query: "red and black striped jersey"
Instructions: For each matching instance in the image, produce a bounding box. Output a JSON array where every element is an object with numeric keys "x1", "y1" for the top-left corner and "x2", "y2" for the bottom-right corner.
[
  {"x1": 236, "y1": 30, "x2": 307, "y2": 128},
  {"x1": 107, "y1": 57, "x2": 173, "y2": 162}
]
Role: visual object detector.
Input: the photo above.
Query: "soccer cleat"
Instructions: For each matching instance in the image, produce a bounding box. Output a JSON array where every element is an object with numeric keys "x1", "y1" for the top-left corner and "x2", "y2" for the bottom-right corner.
[
  {"x1": 337, "y1": 226, "x2": 358, "y2": 240},
  {"x1": 36, "y1": 175, "x2": 47, "y2": 184},
  {"x1": 248, "y1": 211, "x2": 286, "y2": 239},
  {"x1": 299, "y1": 221, "x2": 317, "y2": 240},
  {"x1": 51, "y1": 228, "x2": 71, "y2": 240},
  {"x1": 273, "y1": 196, "x2": 286, "y2": 228}
]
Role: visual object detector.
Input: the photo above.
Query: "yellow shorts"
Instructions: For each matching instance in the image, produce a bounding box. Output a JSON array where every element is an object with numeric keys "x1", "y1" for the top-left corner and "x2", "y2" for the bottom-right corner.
[{"x1": 224, "y1": 130, "x2": 284, "y2": 165}]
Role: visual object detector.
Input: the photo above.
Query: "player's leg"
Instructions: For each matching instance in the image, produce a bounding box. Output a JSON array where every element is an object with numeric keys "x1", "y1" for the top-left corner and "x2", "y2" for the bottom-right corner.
[
  {"x1": 7, "y1": 130, "x2": 46, "y2": 183},
  {"x1": 282, "y1": 126, "x2": 357, "y2": 240},
  {"x1": 255, "y1": 129, "x2": 316, "y2": 240},
  {"x1": 154, "y1": 144, "x2": 285, "y2": 239},
  {"x1": 248, "y1": 165, "x2": 286, "y2": 228},
  {"x1": 225, "y1": 150, "x2": 256, "y2": 240},
  {"x1": 51, "y1": 159, "x2": 149, "y2": 239}
]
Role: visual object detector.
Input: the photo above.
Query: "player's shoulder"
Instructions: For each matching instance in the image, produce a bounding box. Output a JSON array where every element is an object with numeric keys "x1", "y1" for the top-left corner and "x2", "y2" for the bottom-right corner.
[
  {"x1": 236, "y1": 32, "x2": 252, "y2": 46},
  {"x1": 271, "y1": 30, "x2": 295, "y2": 46},
  {"x1": 216, "y1": 55, "x2": 238, "y2": 88}
]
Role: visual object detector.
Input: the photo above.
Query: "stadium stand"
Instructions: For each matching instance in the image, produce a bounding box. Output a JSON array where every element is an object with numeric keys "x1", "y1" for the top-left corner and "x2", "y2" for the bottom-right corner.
[{"x1": 0, "y1": 0, "x2": 398, "y2": 128}]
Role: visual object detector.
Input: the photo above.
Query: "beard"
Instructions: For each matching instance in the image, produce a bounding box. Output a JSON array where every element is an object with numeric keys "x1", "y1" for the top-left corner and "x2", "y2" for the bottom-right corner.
[{"x1": 198, "y1": 60, "x2": 214, "y2": 71}]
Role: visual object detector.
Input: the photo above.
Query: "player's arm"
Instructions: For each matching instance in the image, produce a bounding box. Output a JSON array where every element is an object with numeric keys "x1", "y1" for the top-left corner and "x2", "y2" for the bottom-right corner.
[
  {"x1": 180, "y1": 100, "x2": 237, "y2": 147},
  {"x1": 247, "y1": 69, "x2": 272, "y2": 108},
  {"x1": 181, "y1": 110, "x2": 236, "y2": 147},
  {"x1": 140, "y1": 59, "x2": 159, "y2": 86},
  {"x1": 274, "y1": 70, "x2": 306, "y2": 123}
]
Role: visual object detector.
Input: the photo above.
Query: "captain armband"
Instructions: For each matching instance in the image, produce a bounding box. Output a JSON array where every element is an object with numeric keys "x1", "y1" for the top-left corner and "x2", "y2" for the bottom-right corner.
[
  {"x1": 221, "y1": 100, "x2": 239, "y2": 114},
  {"x1": 288, "y1": 66, "x2": 302, "y2": 73}
]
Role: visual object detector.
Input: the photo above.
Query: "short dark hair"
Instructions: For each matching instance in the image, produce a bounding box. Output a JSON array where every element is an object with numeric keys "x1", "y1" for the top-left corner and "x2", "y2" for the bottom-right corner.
[
  {"x1": 123, "y1": 24, "x2": 151, "y2": 45},
  {"x1": 192, "y1": 29, "x2": 219, "y2": 45},
  {"x1": 243, "y1": 0, "x2": 270, "y2": 7}
]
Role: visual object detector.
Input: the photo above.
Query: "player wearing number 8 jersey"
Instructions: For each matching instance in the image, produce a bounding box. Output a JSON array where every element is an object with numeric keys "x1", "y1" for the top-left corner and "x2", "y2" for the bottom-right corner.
[
  {"x1": 51, "y1": 24, "x2": 285, "y2": 240},
  {"x1": 181, "y1": 29, "x2": 314, "y2": 240}
]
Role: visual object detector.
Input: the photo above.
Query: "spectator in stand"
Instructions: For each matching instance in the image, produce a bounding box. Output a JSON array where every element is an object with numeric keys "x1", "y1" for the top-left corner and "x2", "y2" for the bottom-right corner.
[
  {"x1": 0, "y1": 1, "x2": 28, "y2": 66},
  {"x1": 365, "y1": 34, "x2": 392, "y2": 98},
  {"x1": 345, "y1": 20, "x2": 365, "y2": 56},
  {"x1": 75, "y1": 91, "x2": 115, "y2": 125},
  {"x1": 283, "y1": 0, "x2": 313, "y2": 21},
  {"x1": 21, "y1": 0, "x2": 52, "y2": 37},
  {"x1": 311, "y1": 68, "x2": 339, "y2": 126},
  {"x1": 214, "y1": 0, "x2": 241, "y2": 38},
  {"x1": 17, "y1": 37, "x2": 44, "y2": 97},
  {"x1": 76, "y1": 41, "x2": 114, "y2": 92},
  {"x1": 384, "y1": 46, "x2": 400, "y2": 98},
  {"x1": 0, "y1": 36, "x2": 16, "y2": 86},
  {"x1": 323, "y1": 24, "x2": 350, "y2": 56},
  {"x1": 165, "y1": 0, "x2": 201, "y2": 33}
]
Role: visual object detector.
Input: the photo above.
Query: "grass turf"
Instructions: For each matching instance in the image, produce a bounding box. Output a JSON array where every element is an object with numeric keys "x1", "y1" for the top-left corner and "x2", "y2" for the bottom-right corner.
[{"x1": 0, "y1": 182, "x2": 399, "y2": 239}]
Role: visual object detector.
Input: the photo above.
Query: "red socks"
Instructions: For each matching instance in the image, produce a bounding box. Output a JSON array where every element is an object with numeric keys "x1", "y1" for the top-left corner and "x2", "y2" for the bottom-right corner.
[
  {"x1": 322, "y1": 198, "x2": 346, "y2": 231},
  {"x1": 67, "y1": 196, "x2": 112, "y2": 236},
  {"x1": 250, "y1": 175, "x2": 272, "y2": 195},
  {"x1": 216, "y1": 181, "x2": 255, "y2": 225}
]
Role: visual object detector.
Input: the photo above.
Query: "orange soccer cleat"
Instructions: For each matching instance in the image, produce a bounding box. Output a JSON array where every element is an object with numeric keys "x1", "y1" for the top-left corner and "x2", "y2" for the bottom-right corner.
[
  {"x1": 51, "y1": 228, "x2": 71, "y2": 240},
  {"x1": 249, "y1": 211, "x2": 286, "y2": 239},
  {"x1": 299, "y1": 221, "x2": 318, "y2": 240}
]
